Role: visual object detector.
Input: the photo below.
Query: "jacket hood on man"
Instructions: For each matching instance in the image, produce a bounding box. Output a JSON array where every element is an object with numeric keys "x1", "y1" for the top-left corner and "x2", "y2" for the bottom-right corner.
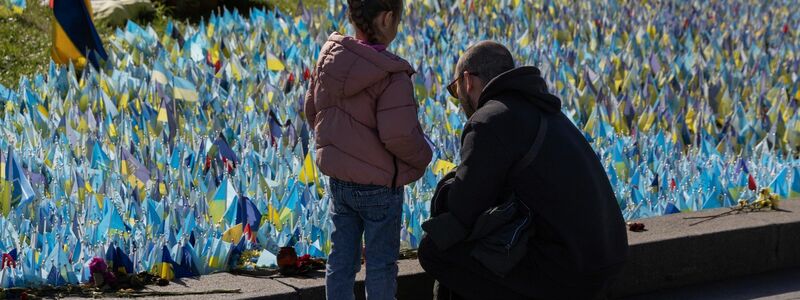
[{"x1": 478, "y1": 66, "x2": 562, "y2": 114}]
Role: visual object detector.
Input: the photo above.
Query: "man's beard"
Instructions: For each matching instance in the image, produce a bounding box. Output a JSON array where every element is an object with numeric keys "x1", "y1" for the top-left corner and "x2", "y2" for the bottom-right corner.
[
  {"x1": 459, "y1": 91, "x2": 478, "y2": 119},
  {"x1": 462, "y1": 94, "x2": 476, "y2": 118}
]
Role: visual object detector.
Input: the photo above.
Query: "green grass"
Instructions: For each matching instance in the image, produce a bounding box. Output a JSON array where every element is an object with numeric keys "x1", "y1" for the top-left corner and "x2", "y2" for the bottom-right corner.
[
  {"x1": 0, "y1": 0, "x2": 327, "y2": 89},
  {"x1": 269, "y1": 0, "x2": 328, "y2": 15},
  {"x1": 137, "y1": 1, "x2": 172, "y2": 36},
  {"x1": 0, "y1": 2, "x2": 52, "y2": 88}
]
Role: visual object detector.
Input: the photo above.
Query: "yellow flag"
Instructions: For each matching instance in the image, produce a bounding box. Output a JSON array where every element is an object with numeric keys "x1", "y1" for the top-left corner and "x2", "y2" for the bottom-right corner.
[
  {"x1": 433, "y1": 160, "x2": 456, "y2": 176},
  {"x1": 279, "y1": 207, "x2": 294, "y2": 228},
  {"x1": 154, "y1": 262, "x2": 174, "y2": 281},
  {"x1": 267, "y1": 54, "x2": 285, "y2": 71},
  {"x1": 222, "y1": 223, "x2": 243, "y2": 243},
  {"x1": 268, "y1": 204, "x2": 281, "y2": 230},
  {"x1": 210, "y1": 42, "x2": 221, "y2": 64},
  {"x1": 207, "y1": 22, "x2": 215, "y2": 38},
  {"x1": 0, "y1": 181, "x2": 11, "y2": 217},
  {"x1": 51, "y1": 26, "x2": 88, "y2": 69},
  {"x1": 37, "y1": 105, "x2": 49, "y2": 120},
  {"x1": 298, "y1": 152, "x2": 318, "y2": 185},
  {"x1": 119, "y1": 93, "x2": 129, "y2": 110},
  {"x1": 157, "y1": 106, "x2": 168, "y2": 123},
  {"x1": 108, "y1": 123, "x2": 117, "y2": 138}
]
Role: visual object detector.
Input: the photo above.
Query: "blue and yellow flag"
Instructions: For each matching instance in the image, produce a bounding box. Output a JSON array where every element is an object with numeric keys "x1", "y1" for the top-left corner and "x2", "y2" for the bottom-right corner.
[
  {"x1": 769, "y1": 168, "x2": 789, "y2": 199},
  {"x1": 173, "y1": 76, "x2": 199, "y2": 102},
  {"x1": 791, "y1": 168, "x2": 800, "y2": 198},
  {"x1": 297, "y1": 152, "x2": 317, "y2": 185},
  {"x1": 5, "y1": 148, "x2": 34, "y2": 211},
  {"x1": 51, "y1": 0, "x2": 107, "y2": 69}
]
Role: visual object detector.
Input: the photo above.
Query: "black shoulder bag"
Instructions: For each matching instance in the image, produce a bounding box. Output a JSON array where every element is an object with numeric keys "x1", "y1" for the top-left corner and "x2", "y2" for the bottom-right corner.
[{"x1": 429, "y1": 114, "x2": 548, "y2": 277}]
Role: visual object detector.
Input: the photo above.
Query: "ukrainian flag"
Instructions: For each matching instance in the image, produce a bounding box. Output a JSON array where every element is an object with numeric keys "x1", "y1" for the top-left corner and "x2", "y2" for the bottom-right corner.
[
  {"x1": 51, "y1": 0, "x2": 107, "y2": 69},
  {"x1": 791, "y1": 168, "x2": 800, "y2": 198},
  {"x1": 297, "y1": 152, "x2": 318, "y2": 185},
  {"x1": 173, "y1": 76, "x2": 199, "y2": 102},
  {"x1": 150, "y1": 246, "x2": 179, "y2": 281},
  {"x1": 433, "y1": 159, "x2": 456, "y2": 176}
]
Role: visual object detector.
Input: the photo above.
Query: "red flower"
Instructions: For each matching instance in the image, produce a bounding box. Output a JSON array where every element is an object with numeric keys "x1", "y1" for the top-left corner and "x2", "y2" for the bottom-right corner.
[
  {"x1": 88, "y1": 257, "x2": 116, "y2": 286},
  {"x1": 296, "y1": 254, "x2": 311, "y2": 268},
  {"x1": 1, "y1": 253, "x2": 15, "y2": 268}
]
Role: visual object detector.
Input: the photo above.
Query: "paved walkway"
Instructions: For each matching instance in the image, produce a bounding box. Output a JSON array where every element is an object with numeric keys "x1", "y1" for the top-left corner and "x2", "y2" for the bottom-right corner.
[
  {"x1": 62, "y1": 266, "x2": 800, "y2": 300},
  {"x1": 622, "y1": 268, "x2": 800, "y2": 300}
]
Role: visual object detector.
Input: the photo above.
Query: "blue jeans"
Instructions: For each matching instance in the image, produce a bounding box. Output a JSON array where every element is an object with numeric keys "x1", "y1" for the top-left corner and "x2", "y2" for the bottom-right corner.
[{"x1": 326, "y1": 178, "x2": 403, "y2": 300}]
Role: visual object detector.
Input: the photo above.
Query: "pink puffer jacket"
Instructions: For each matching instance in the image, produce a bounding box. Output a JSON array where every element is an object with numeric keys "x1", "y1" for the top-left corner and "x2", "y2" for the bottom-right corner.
[{"x1": 305, "y1": 32, "x2": 432, "y2": 187}]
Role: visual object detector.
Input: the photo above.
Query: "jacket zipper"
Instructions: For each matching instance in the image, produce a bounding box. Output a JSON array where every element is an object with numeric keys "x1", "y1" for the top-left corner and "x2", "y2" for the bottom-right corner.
[{"x1": 507, "y1": 200, "x2": 532, "y2": 250}]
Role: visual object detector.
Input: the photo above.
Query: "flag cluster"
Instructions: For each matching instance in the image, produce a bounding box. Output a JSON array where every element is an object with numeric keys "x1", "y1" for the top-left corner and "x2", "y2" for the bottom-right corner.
[{"x1": 0, "y1": 0, "x2": 797, "y2": 287}]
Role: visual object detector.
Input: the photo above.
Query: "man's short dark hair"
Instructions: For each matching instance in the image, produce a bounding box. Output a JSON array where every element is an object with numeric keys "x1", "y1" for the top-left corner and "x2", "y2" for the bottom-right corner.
[{"x1": 456, "y1": 41, "x2": 515, "y2": 84}]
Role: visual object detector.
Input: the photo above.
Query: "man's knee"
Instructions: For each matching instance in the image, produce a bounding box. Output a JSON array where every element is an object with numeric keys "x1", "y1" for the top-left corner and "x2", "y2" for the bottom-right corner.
[{"x1": 417, "y1": 235, "x2": 444, "y2": 273}]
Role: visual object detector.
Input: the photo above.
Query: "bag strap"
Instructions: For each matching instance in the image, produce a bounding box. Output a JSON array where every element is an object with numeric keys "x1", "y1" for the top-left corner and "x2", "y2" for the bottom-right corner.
[{"x1": 509, "y1": 114, "x2": 549, "y2": 179}]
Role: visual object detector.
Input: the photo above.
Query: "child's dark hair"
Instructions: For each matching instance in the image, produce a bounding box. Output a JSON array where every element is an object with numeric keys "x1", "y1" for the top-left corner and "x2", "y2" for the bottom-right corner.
[{"x1": 347, "y1": 0, "x2": 404, "y2": 44}]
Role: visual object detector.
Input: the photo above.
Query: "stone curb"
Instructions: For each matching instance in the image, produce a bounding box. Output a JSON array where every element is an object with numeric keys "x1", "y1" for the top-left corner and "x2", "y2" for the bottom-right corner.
[
  {"x1": 609, "y1": 198, "x2": 800, "y2": 298},
  {"x1": 67, "y1": 199, "x2": 800, "y2": 299}
]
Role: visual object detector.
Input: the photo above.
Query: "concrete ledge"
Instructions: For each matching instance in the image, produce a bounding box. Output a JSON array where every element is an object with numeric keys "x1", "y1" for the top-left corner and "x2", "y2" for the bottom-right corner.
[
  {"x1": 609, "y1": 199, "x2": 800, "y2": 298},
  {"x1": 66, "y1": 199, "x2": 800, "y2": 299},
  {"x1": 63, "y1": 273, "x2": 299, "y2": 300},
  {"x1": 276, "y1": 199, "x2": 800, "y2": 299}
]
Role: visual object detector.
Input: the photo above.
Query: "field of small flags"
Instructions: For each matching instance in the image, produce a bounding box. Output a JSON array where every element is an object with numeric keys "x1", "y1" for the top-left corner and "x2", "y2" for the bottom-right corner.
[{"x1": 0, "y1": 0, "x2": 798, "y2": 287}]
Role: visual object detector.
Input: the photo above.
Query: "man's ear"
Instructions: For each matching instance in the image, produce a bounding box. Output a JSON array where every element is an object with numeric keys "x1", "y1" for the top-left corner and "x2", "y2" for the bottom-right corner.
[{"x1": 463, "y1": 71, "x2": 473, "y2": 93}]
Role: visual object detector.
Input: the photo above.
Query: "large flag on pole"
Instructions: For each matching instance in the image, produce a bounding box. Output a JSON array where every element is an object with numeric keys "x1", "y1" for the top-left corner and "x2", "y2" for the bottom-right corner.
[{"x1": 51, "y1": 0, "x2": 108, "y2": 69}]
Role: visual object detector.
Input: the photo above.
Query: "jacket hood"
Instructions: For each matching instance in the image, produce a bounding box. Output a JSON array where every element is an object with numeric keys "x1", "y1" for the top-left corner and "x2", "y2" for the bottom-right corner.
[
  {"x1": 322, "y1": 32, "x2": 414, "y2": 97},
  {"x1": 477, "y1": 66, "x2": 562, "y2": 113}
]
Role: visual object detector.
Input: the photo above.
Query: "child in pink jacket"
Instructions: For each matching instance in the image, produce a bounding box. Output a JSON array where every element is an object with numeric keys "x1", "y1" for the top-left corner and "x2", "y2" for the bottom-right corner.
[{"x1": 304, "y1": 0, "x2": 432, "y2": 299}]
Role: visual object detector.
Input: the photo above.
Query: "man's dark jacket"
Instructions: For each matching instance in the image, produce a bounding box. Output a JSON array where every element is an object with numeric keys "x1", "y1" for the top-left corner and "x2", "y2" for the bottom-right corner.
[{"x1": 423, "y1": 66, "x2": 628, "y2": 298}]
